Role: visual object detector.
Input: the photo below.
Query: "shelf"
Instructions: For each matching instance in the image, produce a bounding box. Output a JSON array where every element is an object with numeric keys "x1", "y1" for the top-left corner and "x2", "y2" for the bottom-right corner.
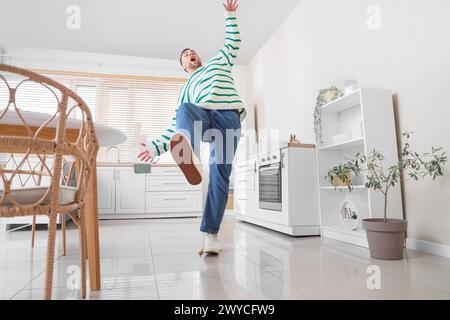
[
  {"x1": 322, "y1": 224, "x2": 365, "y2": 235},
  {"x1": 321, "y1": 89, "x2": 361, "y2": 114},
  {"x1": 318, "y1": 137, "x2": 364, "y2": 151},
  {"x1": 320, "y1": 185, "x2": 366, "y2": 190},
  {"x1": 316, "y1": 88, "x2": 402, "y2": 248},
  {"x1": 321, "y1": 225, "x2": 368, "y2": 248}
]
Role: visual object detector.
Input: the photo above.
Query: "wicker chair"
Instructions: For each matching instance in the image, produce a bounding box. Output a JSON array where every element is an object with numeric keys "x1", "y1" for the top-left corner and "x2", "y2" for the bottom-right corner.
[
  {"x1": 0, "y1": 64, "x2": 99, "y2": 300},
  {"x1": 30, "y1": 157, "x2": 77, "y2": 256}
]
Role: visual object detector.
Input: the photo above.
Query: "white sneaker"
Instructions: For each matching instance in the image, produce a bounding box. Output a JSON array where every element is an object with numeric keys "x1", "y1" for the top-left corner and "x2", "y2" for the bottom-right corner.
[{"x1": 199, "y1": 233, "x2": 222, "y2": 255}]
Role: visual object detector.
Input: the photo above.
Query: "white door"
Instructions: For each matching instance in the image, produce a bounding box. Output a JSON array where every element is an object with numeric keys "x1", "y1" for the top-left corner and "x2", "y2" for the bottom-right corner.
[
  {"x1": 97, "y1": 167, "x2": 116, "y2": 214},
  {"x1": 115, "y1": 168, "x2": 146, "y2": 214}
]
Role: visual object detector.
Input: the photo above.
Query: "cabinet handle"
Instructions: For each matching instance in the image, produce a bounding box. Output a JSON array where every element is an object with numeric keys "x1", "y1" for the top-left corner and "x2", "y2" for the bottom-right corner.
[
  {"x1": 117, "y1": 170, "x2": 120, "y2": 180},
  {"x1": 237, "y1": 179, "x2": 246, "y2": 183},
  {"x1": 113, "y1": 170, "x2": 116, "y2": 180},
  {"x1": 163, "y1": 182, "x2": 186, "y2": 185},
  {"x1": 162, "y1": 170, "x2": 178, "y2": 173},
  {"x1": 163, "y1": 197, "x2": 187, "y2": 201}
]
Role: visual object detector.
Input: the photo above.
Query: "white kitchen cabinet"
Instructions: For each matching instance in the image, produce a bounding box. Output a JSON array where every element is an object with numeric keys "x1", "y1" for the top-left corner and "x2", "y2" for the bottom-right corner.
[
  {"x1": 97, "y1": 167, "x2": 145, "y2": 215},
  {"x1": 145, "y1": 169, "x2": 202, "y2": 214},
  {"x1": 233, "y1": 157, "x2": 257, "y2": 216},
  {"x1": 115, "y1": 168, "x2": 146, "y2": 214},
  {"x1": 97, "y1": 165, "x2": 203, "y2": 219},
  {"x1": 97, "y1": 167, "x2": 115, "y2": 214},
  {"x1": 234, "y1": 147, "x2": 320, "y2": 236}
]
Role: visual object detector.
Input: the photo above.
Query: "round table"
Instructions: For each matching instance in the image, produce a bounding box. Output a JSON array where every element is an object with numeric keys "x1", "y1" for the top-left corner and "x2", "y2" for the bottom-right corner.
[{"x1": 0, "y1": 110, "x2": 127, "y2": 147}]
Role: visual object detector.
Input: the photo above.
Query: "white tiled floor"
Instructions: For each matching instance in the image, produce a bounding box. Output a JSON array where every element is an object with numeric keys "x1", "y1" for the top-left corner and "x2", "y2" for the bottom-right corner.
[{"x1": 1, "y1": 216, "x2": 450, "y2": 300}]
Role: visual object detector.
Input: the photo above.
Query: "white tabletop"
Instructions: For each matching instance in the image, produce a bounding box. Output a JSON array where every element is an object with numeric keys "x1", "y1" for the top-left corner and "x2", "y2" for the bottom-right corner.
[{"x1": 0, "y1": 110, "x2": 127, "y2": 147}]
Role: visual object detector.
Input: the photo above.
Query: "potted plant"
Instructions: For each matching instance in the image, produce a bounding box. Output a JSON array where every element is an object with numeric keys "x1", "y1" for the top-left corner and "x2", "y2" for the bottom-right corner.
[
  {"x1": 326, "y1": 165, "x2": 352, "y2": 187},
  {"x1": 313, "y1": 86, "x2": 343, "y2": 145},
  {"x1": 326, "y1": 132, "x2": 447, "y2": 260}
]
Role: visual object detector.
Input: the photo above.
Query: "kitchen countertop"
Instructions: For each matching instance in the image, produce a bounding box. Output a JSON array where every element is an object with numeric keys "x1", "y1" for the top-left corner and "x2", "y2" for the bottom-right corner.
[
  {"x1": 97, "y1": 162, "x2": 179, "y2": 167},
  {"x1": 237, "y1": 144, "x2": 316, "y2": 162}
]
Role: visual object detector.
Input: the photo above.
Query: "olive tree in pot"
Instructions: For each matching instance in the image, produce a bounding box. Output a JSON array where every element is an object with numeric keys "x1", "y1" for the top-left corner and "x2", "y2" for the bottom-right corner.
[{"x1": 326, "y1": 132, "x2": 447, "y2": 260}]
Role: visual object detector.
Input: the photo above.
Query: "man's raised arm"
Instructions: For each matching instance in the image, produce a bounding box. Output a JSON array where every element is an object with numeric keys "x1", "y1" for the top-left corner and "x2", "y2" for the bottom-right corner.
[{"x1": 220, "y1": 0, "x2": 241, "y2": 67}]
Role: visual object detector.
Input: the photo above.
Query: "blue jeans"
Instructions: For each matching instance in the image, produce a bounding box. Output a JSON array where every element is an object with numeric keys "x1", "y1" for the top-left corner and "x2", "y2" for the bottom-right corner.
[{"x1": 175, "y1": 103, "x2": 241, "y2": 234}]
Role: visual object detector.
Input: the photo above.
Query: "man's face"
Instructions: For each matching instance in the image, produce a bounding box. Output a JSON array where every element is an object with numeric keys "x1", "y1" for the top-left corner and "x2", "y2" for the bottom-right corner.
[{"x1": 181, "y1": 49, "x2": 202, "y2": 72}]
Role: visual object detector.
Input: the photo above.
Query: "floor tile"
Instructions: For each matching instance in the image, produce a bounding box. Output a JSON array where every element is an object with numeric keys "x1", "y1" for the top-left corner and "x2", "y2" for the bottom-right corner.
[
  {"x1": 0, "y1": 260, "x2": 47, "y2": 299},
  {"x1": 26, "y1": 255, "x2": 155, "y2": 290},
  {"x1": 274, "y1": 262, "x2": 450, "y2": 300},
  {"x1": 157, "y1": 268, "x2": 308, "y2": 300}
]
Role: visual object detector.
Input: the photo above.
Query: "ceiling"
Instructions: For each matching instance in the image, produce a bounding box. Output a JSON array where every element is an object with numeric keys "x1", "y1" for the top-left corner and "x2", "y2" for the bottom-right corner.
[{"x1": 0, "y1": 0, "x2": 301, "y2": 65}]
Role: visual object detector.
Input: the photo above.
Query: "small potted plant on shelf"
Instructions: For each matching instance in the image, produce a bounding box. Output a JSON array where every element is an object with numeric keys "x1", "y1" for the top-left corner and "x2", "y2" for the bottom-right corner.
[
  {"x1": 327, "y1": 165, "x2": 353, "y2": 187},
  {"x1": 313, "y1": 86, "x2": 343, "y2": 145},
  {"x1": 326, "y1": 132, "x2": 447, "y2": 260}
]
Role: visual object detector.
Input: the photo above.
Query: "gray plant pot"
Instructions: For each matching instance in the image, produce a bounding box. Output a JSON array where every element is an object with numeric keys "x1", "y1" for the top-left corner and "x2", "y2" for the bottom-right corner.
[{"x1": 362, "y1": 218, "x2": 407, "y2": 260}]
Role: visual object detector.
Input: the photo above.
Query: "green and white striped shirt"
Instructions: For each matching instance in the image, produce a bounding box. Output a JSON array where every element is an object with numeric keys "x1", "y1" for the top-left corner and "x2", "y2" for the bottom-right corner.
[{"x1": 146, "y1": 11, "x2": 246, "y2": 158}]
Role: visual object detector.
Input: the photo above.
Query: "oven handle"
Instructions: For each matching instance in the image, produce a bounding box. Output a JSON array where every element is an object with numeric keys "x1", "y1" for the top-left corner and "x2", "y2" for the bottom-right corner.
[{"x1": 259, "y1": 162, "x2": 281, "y2": 172}]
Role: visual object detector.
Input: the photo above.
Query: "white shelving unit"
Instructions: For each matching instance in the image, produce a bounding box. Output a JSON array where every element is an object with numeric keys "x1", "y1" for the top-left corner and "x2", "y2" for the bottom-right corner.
[{"x1": 315, "y1": 88, "x2": 403, "y2": 248}]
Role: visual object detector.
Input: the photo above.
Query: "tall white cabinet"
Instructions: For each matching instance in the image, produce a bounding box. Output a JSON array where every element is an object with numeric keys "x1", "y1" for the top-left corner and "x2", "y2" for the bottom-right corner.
[{"x1": 315, "y1": 88, "x2": 403, "y2": 247}]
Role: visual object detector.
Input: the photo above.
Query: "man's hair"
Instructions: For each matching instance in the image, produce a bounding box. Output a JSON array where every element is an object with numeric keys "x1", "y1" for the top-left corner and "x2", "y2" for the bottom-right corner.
[{"x1": 179, "y1": 48, "x2": 192, "y2": 66}]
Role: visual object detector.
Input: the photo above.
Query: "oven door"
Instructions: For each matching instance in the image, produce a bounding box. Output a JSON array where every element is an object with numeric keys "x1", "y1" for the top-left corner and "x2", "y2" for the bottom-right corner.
[{"x1": 259, "y1": 162, "x2": 282, "y2": 211}]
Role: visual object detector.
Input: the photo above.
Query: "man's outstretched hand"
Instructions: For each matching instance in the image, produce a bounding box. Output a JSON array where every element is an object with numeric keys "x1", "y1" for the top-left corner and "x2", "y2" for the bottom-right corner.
[
  {"x1": 137, "y1": 143, "x2": 153, "y2": 162},
  {"x1": 223, "y1": 0, "x2": 238, "y2": 12}
]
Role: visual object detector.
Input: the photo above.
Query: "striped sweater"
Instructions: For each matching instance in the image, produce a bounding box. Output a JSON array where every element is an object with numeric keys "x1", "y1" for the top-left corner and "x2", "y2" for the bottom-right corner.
[{"x1": 145, "y1": 11, "x2": 246, "y2": 158}]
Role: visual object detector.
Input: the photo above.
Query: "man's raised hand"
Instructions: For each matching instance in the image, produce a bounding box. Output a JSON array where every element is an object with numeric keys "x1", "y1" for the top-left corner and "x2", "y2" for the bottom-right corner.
[
  {"x1": 223, "y1": 0, "x2": 238, "y2": 12},
  {"x1": 137, "y1": 143, "x2": 153, "y2": 163}
]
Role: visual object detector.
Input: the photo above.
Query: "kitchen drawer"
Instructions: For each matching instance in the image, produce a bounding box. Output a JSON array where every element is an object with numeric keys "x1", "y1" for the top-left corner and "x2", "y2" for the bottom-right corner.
[
  {"x1": 146, "y1": 191, "x2": 202, "y2": 214},
  {"x1": 246, "y1": 158, "x2": 258, "y2": 172},
  {"x1": 234, "y1": 171, "x2": 255, "y2": 192},
  {"x1": 234, "y1": 159, "x2": 257, "y2": 173},
  {"x1": 146, "y1": 175, "x2": 201, "y2": 192},
  {"x1": 234, "y1": 161, "x2": 247, "y2": 173},
  {"x1": 234, "y1": 193, "x2": 249, "y2": 214},
  {"x1": 150, "y1": 166, "x2": 183, "y2": 176}
]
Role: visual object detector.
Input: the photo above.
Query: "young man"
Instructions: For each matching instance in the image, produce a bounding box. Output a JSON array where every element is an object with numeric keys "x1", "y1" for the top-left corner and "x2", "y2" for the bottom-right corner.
[{"x1": 138, "y1": 0, "x2": 246, "y2": 254}]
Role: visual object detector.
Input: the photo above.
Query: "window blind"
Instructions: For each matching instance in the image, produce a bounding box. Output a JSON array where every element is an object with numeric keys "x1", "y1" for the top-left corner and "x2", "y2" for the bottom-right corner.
[{"x1": 0, "y1": 71, "x2": 185, "y2": 163}]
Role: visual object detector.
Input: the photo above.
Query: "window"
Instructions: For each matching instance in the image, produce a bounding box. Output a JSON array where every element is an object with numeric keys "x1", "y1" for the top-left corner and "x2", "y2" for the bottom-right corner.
[
  {"x1": 0, "y1": 70, "x2": 185, "y2": 163},
  {"x1": 75, "y1": 85, "x2": 97, "y2": 121}
]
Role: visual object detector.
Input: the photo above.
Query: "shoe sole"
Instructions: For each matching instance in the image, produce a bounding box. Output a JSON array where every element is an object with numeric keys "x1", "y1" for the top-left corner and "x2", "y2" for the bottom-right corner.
[
  {"x1": 199, "y1": 247, "x2": 222, "y2": 255},
  {"x1": 170, "y1": 133, "x2": 202, "y2": 185}
]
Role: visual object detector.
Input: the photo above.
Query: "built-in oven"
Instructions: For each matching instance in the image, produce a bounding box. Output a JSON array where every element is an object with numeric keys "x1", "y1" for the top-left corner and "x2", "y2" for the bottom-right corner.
[{"x1": 259, "y1": 150, "x2": 282, "y2": 211}]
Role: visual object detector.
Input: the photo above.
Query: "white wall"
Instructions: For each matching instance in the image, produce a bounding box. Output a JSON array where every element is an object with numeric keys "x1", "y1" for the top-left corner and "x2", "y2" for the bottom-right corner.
[{"x1": 246, "y1": 0, "x2": 450, "y2": 246}]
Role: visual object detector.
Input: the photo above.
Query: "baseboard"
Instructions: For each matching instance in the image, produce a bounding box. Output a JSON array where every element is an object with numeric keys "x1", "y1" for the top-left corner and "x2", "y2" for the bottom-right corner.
[
  {"x1": 99, "y1": 213, "x2": 202, "y2": 220},
  {"x1": 224, "y1": 209, "x2": 236, "y2": 218},
  {"x1": 235, "y1": 214, "x2": 320, "y2": 236},
  {"x1": 406, "y1": 238, "x2": 450, "y2": 258}
]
